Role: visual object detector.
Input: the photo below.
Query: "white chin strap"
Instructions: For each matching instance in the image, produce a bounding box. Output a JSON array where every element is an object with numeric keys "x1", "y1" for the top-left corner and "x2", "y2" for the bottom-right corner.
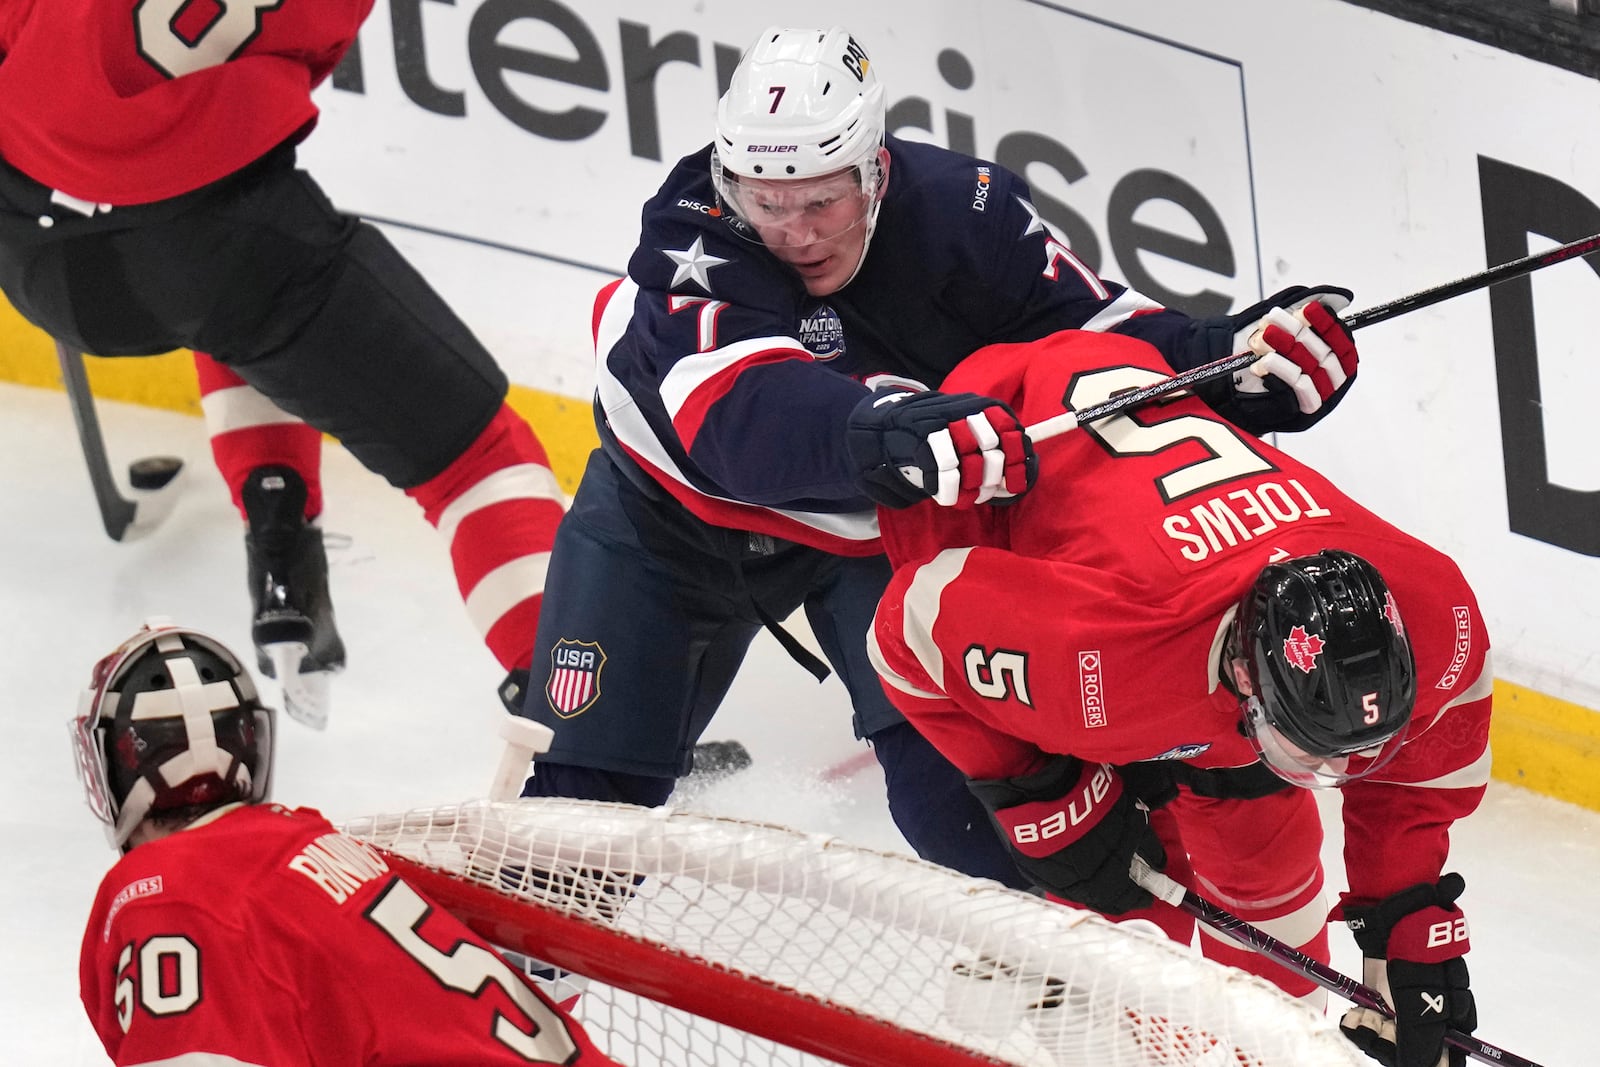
[{"x1": 836, "y1": 197, "x2": 884, "y2": 290}]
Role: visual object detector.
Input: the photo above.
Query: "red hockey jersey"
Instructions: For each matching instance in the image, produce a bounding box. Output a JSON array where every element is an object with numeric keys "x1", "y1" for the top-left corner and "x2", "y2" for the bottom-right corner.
[
  {"x1": 869, "y1": 330, "x2": 1493, "y2": 902},
  {"x1": 80, "y1": 804, "x2": 619, "y2": 1067},
  {"x1": 0, "y1": 0, "x2": 371, "y2": 204}
]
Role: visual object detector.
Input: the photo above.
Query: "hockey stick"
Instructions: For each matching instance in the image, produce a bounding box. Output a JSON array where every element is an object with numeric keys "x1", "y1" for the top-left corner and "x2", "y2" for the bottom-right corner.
[
  {"x1": 1130, "y1": 857, "x2": 1546, "y2": 1067},
  {"x1": 1027, "y1": 229, "x2": 1600, "y2": 442},
  {"x1": 55, "y1": 341, "x2": 186, "y2": 541}
]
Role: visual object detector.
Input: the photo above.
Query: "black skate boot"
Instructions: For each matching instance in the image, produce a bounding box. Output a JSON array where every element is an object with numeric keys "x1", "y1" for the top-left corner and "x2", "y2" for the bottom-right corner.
[{"x1": 243, "y1": 465, "x2": 345, "y2": 728}]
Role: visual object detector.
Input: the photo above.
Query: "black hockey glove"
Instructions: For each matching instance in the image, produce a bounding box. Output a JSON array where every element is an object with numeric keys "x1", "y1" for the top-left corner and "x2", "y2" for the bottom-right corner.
[
  {"x1": 846, "y1": 386, "x2": 1037, "y2": 509},
  {"x1": 1339, "y1": 874, "x2": 1477, "y2": 1067},
  {"x1": 1181, "y1": 285, "x2": 1358, "y2": 433},
  {"x1": 967, "y1": 755, "x2": 1165, "y2": 915}
]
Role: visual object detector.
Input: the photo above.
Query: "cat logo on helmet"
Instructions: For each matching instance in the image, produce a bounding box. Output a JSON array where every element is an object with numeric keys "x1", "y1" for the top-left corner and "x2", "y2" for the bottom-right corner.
[{"x1": 546, "y1": 639, "x2": 606, "y2": 718}]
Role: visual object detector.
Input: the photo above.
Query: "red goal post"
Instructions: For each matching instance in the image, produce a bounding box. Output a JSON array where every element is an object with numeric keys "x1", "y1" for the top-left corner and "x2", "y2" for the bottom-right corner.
[{"x1": 339, "y1": 798, "x2": 1368, "y2": 1067}]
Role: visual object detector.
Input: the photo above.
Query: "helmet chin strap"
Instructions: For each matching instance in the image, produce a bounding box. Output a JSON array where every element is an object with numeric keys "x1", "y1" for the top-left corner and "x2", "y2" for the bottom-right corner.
[
  {"x1": 833, "y1": 150, "x2": 888, "y2": 290},
  {"x1": 835, "y1": 199, "x2": 882, "y2": 289}
]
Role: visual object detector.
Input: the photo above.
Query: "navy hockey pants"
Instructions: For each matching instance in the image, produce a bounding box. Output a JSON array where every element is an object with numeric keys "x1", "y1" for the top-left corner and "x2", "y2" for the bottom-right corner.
[{"x1": 520, "y1": 447, "x2": 1029, "y2": 889}]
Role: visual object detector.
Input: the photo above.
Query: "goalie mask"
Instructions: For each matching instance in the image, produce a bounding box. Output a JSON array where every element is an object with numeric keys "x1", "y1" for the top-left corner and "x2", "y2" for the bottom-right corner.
[
  {"x1": 1231, "y1": 550, "x2": 1416, "y2": 788},
  {"x1": 712, "y1": 26, "x2": 888, "y2": 292},
  {"x1": 71, "y1": 618, "x2": 273, "y2": 850}
]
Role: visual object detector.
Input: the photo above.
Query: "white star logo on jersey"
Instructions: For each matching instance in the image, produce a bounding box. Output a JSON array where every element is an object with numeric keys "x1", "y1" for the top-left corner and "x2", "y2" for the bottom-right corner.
[
  {"x1": 662, "y1": 236, "x2": 729, "y2": 293},
  {"x1": 1017, "y1": 195, "x2": 1049, "y2": 239}
]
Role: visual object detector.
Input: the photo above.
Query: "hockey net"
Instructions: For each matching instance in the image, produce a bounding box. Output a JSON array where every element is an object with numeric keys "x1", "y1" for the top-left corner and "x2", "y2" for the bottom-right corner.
[{"x1": 339, "y1": 798, "x2": 1367, "y2": 1067}]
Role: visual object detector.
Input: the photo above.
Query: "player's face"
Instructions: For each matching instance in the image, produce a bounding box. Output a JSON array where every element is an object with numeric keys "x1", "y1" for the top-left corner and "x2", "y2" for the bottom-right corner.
[{"x1": 727, "y1": 168, "x2": 874, "y2": 296}]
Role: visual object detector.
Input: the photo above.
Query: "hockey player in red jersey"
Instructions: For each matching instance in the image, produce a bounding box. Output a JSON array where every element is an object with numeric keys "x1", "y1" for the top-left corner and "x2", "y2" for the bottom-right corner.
[
  {"x1": 72, "y1": 619, "x2": 621, "y2": 1067},
  {"x1": 868, "y1": 330, "x2": 1487, "y2": 1067},
  {"x1": 0, "y1": 2, "x2": 565, "y2": 722}
]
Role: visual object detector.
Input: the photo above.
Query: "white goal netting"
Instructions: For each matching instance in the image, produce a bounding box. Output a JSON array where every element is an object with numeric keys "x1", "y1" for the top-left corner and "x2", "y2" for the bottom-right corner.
[{"x1": 339, "y1": 798, "x2": 1367, "y2": 1067}]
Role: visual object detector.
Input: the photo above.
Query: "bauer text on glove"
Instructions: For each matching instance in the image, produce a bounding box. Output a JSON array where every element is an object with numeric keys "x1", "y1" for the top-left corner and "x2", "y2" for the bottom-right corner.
[
  {"x1": 1338, "y1": 873, "x2": 1477, "y2": 1067},
  {"x1": 967, "y1": 756, "x2": 1165, "y2": 916}
]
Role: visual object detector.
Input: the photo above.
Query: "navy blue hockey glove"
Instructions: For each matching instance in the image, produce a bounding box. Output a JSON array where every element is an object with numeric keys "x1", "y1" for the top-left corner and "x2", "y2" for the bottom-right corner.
[
  {"x1": 967, "y1": 756, "x2": 1165, "y2": 916},
  {"x1": 1339, "y1": 874, "x2": 1477, "y2": 1067},
  {"x1": 846, "y1": 387, "x2": 1038, "y2": 509},
  {"x1": 1184, "y1": 285, "x2": 1358, "y2": 430}
]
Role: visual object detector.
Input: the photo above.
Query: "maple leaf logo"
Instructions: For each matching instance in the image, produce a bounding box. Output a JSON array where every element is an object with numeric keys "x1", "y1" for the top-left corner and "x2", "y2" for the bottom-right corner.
[
  {"x1": 1283, "y1": 625, "x2": 1326, "y2": 674},
  {"x1": 1383, "y1": 591, "x2": 1406, "y2": 639}
]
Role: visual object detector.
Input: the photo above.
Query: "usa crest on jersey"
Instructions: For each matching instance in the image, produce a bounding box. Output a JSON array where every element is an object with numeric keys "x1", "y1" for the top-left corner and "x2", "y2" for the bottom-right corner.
[{"x1": 545, "y1": 639, "x2": 606, "y2": 718}]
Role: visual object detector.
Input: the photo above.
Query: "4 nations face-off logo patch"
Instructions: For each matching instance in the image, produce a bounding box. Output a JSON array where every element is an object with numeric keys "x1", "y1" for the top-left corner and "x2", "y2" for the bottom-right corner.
[{"x1": 545, "y1": 639, "x2": 606, "y2": 718}]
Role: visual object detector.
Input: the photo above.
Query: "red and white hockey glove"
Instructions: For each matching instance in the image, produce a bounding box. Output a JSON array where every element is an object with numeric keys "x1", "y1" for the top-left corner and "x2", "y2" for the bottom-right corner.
[
  {"x1": 1231, "y1": 285, "x2": 1359, "y2": 415},
  {"x1": 847, "y1": 387, "x2": 1038, "y2": 509},
  {"x1": 967, "y1": 756, "x2": 1165, "y2": 916},
  {"x1": 1339, "y1": 874, "x2": 1477, "y2": 1067}
]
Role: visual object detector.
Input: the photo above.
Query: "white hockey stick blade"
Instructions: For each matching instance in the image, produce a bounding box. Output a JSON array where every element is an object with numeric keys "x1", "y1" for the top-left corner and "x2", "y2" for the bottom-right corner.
[
  {"x1": 264, "y1": 642, "x2": 334, "y2": 731},
  {"x1": 118, "y1": 457, "x2": 187, "y2": 542}
]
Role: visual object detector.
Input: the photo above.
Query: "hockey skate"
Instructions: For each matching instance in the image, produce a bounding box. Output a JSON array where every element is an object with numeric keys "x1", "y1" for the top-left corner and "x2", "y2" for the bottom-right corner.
[{"x1": 243, "y1": 465, "x2": 345, "y2": 730}]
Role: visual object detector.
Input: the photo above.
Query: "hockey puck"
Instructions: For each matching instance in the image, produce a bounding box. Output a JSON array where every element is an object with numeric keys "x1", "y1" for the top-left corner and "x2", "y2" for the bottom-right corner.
[
  {"x1": 128, "y1": 456, "x2": 184, "y2": 491},
  {"x1": 689, "y1": 740, "x2": 754, "y2": 779}
]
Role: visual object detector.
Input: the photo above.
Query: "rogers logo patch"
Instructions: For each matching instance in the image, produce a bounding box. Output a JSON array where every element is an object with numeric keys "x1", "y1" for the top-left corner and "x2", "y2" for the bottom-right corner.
[
  {"x1": 1078, "y1": 650, "x2": 1107, "y2": 728},
  {"x1": 1435, "y1": 606, "x2": 1472, "y2": 690}
]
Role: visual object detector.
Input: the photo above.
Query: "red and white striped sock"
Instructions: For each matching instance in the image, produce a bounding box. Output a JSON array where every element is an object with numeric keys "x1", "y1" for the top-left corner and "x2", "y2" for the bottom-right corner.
[
  {"x1": 407, "y1": 404, "x2": 566, "y2": 672},
  {"x1": 194, "y1": 352, "x2": 323, "y2": 520}
]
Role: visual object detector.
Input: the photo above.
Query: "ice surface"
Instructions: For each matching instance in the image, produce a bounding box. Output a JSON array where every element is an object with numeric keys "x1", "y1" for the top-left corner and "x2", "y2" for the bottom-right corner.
[{"x1": 2, "y1": 382, "x2": 1591, "y2": 1065}]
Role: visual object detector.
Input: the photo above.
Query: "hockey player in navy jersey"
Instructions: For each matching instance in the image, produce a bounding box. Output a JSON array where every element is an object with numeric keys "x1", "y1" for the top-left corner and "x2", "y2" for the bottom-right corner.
[{"x1": 515, "y1": 25, "x2": 1362, "y2": 884}]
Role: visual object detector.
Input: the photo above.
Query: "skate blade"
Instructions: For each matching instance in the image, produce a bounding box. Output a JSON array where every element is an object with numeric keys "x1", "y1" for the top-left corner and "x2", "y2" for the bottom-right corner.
[{"x1": 264, "y1": 642, "x2": 335, "y2": 731}]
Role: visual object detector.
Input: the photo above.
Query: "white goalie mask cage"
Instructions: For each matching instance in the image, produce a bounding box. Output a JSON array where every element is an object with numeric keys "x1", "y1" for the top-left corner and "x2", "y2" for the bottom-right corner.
[{"x1": 70, "y1": 618, "x2": 274, "y2": 849}]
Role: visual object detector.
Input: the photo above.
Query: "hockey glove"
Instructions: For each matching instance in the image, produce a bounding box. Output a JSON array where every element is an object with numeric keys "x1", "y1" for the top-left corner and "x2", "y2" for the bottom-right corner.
[
  {"x1": 1186, "y1": 285, "x2": 1359, "y2": 428},
  {"x1": 846, "y1": 387, "x2": 1038, "y2": 509},
  {"x1": 967, "y1": 756, "x2": 1165, "y2": 916},
  {"x1": 1339, "y1": 874, "x2": 1477, "y2": 1067}
]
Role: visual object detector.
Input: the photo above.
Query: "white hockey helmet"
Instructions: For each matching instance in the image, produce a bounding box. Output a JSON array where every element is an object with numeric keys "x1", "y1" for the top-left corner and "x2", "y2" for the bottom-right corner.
[
  {"x1": 70, "y1": 618, "x2": 274, "y2": 850},
  {"x1": 712, "y1": 27, "x2": 889, "y2": 275}
]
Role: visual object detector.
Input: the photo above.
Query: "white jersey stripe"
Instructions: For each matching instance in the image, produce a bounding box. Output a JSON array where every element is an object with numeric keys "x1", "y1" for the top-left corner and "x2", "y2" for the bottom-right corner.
[
  {"x1": 1078, "y1": 289, "x2": 1169, "y2": 333},
  {"x1": 658, "y1": 335, "x2": 812, "y2": 421},
  {"x1": 897, "y1": 547, "x2": 976, "y2": 693},
  {"x1": 595, "y1": 277, "x2": 880, "y2": 546}
]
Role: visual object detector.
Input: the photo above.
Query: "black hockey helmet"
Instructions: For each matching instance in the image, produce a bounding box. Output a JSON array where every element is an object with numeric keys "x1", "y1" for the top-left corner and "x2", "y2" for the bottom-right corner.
[
  {"x1": 71, "y1": 619, "x2": 274, "y2": 850},
  {"x1": 1232, "y1": 550, "x2": 1416, "y2": 787}
]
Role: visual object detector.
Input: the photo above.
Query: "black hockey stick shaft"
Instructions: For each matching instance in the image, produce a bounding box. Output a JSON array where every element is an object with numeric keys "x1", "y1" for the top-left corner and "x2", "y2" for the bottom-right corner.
[
  {"x1": 54, "y1": 340, "x2": 137, "y2": 540},
  {"x1": 1131, "y1": 859, "x2": 1545, "y2": 1067},
  {"x1": 1029, "y1": 229, "x2": 1600, "y2": 441},
  {"x1": 1343, "y1": 229, "x2": 1600, "y2": 331}
]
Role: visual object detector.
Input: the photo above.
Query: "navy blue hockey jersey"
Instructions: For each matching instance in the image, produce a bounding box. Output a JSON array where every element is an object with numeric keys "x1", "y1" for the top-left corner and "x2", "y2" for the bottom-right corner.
[{"x1": 594, "y1": 135, "x2": 1195, "y2": 554}]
